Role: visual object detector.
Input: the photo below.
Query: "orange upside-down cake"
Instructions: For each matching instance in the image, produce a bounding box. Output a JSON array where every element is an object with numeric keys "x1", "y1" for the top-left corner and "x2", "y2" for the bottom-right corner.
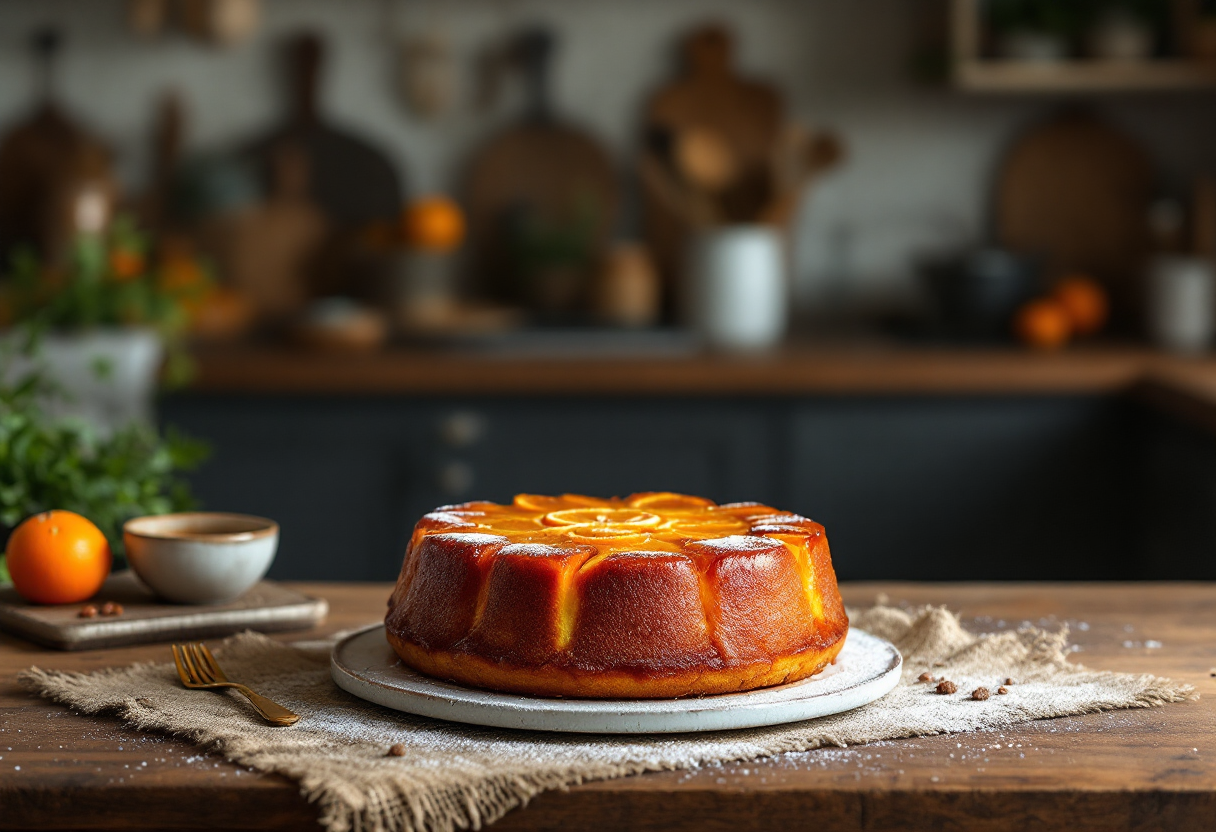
[{"x1": 385, "y1": 492, "x2": 848, "y2": 698}]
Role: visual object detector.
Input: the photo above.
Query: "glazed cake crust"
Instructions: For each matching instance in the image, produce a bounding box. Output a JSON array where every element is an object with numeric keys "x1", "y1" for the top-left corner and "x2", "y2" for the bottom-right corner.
[{"x1": 385, "y1": 493, "x2": 849, "y2": 699}]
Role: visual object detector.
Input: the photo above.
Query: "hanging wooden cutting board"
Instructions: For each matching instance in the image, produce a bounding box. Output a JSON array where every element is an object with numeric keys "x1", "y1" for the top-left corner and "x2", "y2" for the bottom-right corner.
[
  {"x1": 640, "y1": 23, "x2": 785, "y2": 300},
  {"x1": 248, "y1": 33, "x2": 403, "y2": 231},
  {"x1": 465, "y1": 27, "x2": 618, "y2": 307},
  {"x1": 994, "y1": 110, "x2": 1153, "y2": 320}
]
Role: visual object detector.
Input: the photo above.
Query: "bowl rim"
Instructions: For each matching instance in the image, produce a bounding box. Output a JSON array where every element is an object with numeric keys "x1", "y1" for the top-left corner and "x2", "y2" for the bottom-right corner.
[{"x1": 123, "y1": 512, "x2": 279, "y2": 543}]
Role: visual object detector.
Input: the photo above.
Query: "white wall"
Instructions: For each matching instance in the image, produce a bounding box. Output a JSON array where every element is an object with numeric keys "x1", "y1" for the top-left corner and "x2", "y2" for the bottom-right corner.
[{"x1": 2, "y1": 0, "x2": 1214, "y2": 309}]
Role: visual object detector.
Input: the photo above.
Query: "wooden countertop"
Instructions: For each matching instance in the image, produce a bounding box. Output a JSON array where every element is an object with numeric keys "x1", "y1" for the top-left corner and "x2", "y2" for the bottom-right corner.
[
  {"x1": 2, "y1": 582, "x2": 1213, "y2": 831},
  {"x1": 188, "y1": 343, "x2": 1216, "y2": 400}
]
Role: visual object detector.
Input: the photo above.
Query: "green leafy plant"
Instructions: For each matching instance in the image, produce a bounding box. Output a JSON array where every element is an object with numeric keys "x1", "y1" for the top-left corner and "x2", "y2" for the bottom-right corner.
[
  {"x1": 987, "y1": 0, "x2": 1168, "y2": 37},
  {"x1": 0, "y1": 215, "x2": 211, "y2": 386},
  {"x1": 0, "y1": 357, "x2": 209, "y2": 580}
]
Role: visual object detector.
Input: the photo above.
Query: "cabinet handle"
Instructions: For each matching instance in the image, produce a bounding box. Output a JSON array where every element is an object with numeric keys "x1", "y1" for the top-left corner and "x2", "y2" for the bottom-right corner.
[
  {"x1": 440, "y1": 411, "x2": 487, "y2": 448},
  {"x1": 437, "y1": 461, "x2": 475, "y2": 496}
]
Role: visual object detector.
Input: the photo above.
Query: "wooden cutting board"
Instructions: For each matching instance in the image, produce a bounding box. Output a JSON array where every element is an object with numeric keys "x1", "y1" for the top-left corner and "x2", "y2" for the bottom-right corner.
[
  {"x1": 640, "y1": 23, "x2": 784, "y2": 301},
  {"x1": 248, "y1": 32, "x2": 403, "y2": 230},
  {"x1": 995, "y1": 110, "x2": 1153, "y2": 321},
  {"x1": 465, "y1": 27, "x2": 617, "y2": 307},
  {"x1": 0, "y1": 571, "x2": 328, "y2": 650}
]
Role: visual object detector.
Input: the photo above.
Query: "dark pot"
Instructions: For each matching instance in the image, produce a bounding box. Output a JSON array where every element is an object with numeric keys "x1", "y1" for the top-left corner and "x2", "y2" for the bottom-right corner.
[{"x1": 919, "y1": 249, "x2": 1041, "y2": 342}]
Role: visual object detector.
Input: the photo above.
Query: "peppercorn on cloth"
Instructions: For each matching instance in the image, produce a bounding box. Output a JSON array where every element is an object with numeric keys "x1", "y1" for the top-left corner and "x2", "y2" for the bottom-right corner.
[{"x1": 20, "y1": 605, "x2": 1194, "y2": 832}]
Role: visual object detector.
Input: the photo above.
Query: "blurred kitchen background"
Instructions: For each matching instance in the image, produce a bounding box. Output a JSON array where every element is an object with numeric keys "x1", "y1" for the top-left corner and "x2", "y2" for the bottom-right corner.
[{"x1": 4, "y1": 0, "x2": 1216, "y2": 584}]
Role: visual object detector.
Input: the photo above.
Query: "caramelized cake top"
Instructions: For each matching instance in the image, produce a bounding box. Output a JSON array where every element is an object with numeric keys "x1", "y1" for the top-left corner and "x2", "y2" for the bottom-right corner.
[{"x1": 412, "y1": 491, "x2": 820, "y2": 560}]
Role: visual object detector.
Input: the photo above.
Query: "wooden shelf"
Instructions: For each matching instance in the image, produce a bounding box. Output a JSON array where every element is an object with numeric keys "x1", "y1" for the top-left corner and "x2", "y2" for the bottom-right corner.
[
  {"x1": 950, "y1": 0, "x2": 1216, "y2": 93},
  {"x1": 185, "y1": 343, "x2": 1216, "y2": 398},
  {"x1": 955, "y1": 59, "x2": 1216, "y2": 93}
]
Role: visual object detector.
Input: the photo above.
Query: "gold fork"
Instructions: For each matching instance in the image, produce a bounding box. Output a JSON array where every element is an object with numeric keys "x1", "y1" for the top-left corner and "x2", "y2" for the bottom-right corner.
[{"x1": 171, "y1": 642, "x2": 300, "y2": 726}]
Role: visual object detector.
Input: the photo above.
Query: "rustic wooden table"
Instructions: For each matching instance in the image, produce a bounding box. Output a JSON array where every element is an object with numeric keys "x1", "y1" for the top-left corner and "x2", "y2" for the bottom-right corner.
[{"x1": 1, "y1": 582, "x2": 1213, "y2": 831}]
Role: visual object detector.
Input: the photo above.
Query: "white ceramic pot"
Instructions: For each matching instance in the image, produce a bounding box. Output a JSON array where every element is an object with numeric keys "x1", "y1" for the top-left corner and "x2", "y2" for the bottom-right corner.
[
  {"x1": 2, "y1": 328, "x2": 163, "y2": 433},
  {"x1": 999, "y1": 31, "x2": 1069, "y2": 62},
  {"x1": 685, "y1": 226, "x2": 788, "y2": 351},
  {"x1": 1087, "y1": 12, "x2": 1153, "y2": 61},
  {"x1": 1147, "y1": 256, "x2": 1215, "y2": 353},
  {"x1": 124, "y1": 512, "x2": 279, "y2": 605}
]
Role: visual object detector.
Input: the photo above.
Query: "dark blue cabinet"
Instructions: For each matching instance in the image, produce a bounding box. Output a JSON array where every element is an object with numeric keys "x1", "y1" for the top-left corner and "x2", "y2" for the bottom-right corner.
[{"x1": 159, "y1": 392, "x2": 1212, "y2": 582}]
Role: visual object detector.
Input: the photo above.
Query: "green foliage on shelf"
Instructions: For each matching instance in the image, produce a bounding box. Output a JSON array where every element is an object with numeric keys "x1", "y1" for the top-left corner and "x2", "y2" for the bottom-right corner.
[
  {"x1": 0, "y1": 215, "x2": 211, "y2": 387},
  {"x1": 986, "y1": 0, "x2": 1168, "y2": 36},
  {"x1": 986, "y1": 0, "x2": 1086, "y2": 36}
]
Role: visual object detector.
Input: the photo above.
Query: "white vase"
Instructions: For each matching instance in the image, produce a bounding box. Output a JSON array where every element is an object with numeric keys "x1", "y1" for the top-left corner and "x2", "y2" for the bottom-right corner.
[
  {"x1": 1147, "y1": 256, "x2": 1215, "y2": 353},
  {"x1": 1087, "y1": 12, "x2": 1153, "y2": 61},
  {"x1": 685, "y1": 226, "x2": 788, "y2": 351},
  {"x1": 999, "y1": 31, "x2": 1069, "y2": 62},
  {"x1": 2, "y1": 328, "x2": 164, "y2": 433}
]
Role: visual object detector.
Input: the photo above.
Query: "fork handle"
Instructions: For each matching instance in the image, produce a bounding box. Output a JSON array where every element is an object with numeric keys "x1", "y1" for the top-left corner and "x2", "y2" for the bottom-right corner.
[{"x1": 228, "y1": 684, "x2": 300, "y2": 725}]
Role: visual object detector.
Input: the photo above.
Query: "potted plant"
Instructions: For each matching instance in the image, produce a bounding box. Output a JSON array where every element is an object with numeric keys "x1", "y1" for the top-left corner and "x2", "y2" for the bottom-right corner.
[
  {"x1": 0, "y1": 354, "x2": 208, "y2": 585},
  {"x1": 1084, "y1": 0, "x2": 1163, "y2": 61},
  {"x1": 0, "y1": 215, "x2": 209, "y2": 433},
  {"x1": 987, "y1": 0, "x2": 1083, "y2": 61}
]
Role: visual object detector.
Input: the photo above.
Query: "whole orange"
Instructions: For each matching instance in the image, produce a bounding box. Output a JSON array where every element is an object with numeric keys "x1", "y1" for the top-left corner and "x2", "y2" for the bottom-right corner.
[
  {"x1": 5, "y1": 511, "x2": 112, "y2": 605},
  {"x1": 402, "y1": 197, "x2": 465, "y2": 251},
  {"x1": 1014, "y1": 298, "x2": 1072, "y2": 350},
  {"x1": 1053, "y1": 275, "x2": 1109, "y2": 336}
]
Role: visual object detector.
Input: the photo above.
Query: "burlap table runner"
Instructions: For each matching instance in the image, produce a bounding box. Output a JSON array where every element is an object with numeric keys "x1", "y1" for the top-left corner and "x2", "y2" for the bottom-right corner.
[{"x1": 20, "y1": 605, "x2": 1194, "y2": 832}]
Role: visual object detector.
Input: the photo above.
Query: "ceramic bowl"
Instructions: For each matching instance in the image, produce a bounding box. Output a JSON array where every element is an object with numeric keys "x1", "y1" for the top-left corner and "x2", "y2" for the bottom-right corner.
[{"x1": 123, "y1": 512, "x2": 279, "y2": 605}]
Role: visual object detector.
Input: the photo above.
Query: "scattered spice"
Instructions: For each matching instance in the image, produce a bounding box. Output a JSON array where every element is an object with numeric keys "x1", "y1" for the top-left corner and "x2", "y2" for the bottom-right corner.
[
  {"x1": 100, "y1": 602, "x2": 124, "y2": 617},
  {"x1": 998, "y1": 686, "x2": 1009, "y2": 695},
  {"x1": 1005, "y1": 678, "x2": 1016, "y2": 685},
  {"x1": 971, "y1": 687, "x2": 990, "y2": 701},
  {"x1": 386, "y1": 744, "x2": 406, "y2": 757},
  {"x1": 917, "y1": 672, "x2": 934, "y2": 683},
  {"x1": 78, "y1": 604, "x2": 98, "y2": 618},
  {"x1": 935, "y1": 680, "x2": 957, "y2": 695}
]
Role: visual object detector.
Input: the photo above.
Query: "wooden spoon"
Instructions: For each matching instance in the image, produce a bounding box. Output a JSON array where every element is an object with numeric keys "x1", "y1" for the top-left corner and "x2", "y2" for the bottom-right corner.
[{"x1": 760, "y1": 126, "x2": 844, "y2": 228}]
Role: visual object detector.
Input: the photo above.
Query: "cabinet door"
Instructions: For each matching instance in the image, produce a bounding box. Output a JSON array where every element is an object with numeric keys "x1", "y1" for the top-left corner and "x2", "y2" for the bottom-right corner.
[
  {"x1": 788, "y1": 396, "x2": 1134, "y2": 581},
  {"x1": 163, "y1": 396, "x2": 778, "y2": 581},
  {"x1": 422, "y1": 400, "x2": 775, "y2": 515},
  {"x1": 161, "y1": 396, "x2": 429, "y2": 581}
]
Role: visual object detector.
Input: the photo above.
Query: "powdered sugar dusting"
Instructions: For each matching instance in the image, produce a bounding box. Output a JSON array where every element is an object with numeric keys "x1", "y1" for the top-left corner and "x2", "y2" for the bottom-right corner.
[{"x1": 686, "y1": 535, "x2": 780, "y2": 553}]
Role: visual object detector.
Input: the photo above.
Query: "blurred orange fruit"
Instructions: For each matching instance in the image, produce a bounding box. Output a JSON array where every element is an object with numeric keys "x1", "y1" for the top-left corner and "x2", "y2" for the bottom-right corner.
[
  {"x1": 403, "y1": 197, "x2": 465, "y2": 251},
  {"x1": 108, "y1": 248, "x2": 145, "y2": 282},
  {"x1": 159, "y1": 253, "x2": 209, "y2": 294},
  {"x1": 189, "y1": 287, "x2": 256, "y2": 340},
  {"x1": 1053, "y1": 275, "x2": 1108, "y2": 336},
  {"x1": 5, "y1": 511, "x2": 111, "y2": 605},
  {"x1": 1015, "y1": 298, "x2": 1072, "y2": 350}
]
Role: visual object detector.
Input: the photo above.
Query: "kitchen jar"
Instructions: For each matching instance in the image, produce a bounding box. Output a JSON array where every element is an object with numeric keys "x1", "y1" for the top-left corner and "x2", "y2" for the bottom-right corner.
[
  {"x1": 685, "y1": 226, "x2": 787, "y2": 351},
  {"x1": 1147, "y1": 256, "x2": 1215, "y2": 353}
]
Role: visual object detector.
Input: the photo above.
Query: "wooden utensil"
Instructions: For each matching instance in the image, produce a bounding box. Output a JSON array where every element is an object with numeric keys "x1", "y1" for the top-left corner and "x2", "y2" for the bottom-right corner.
[
  {"x1": 465, "y1": 26, "x2": 618, "y2": 306},
  {"x1": 140, "y1": 89, "x2": 185, "y2": 232},
  {"x1": 675, "y1": 126, "x2": 739, "y2": 195},
  {"x1": 201, "y1": 143, "x2": 328, "y2": 320},
  {"x1": 179, "y1": 0, "x2": 261, "y2": 46},
  {"x1": 995, "y1": 110, "x2": 1152, "y2": 322},
  {"x1": 760, "y1": 125, "x2": 845, "y2": 228},
  {"x1": 0, "y1": 29, "x2": 116, "y2": 263}
]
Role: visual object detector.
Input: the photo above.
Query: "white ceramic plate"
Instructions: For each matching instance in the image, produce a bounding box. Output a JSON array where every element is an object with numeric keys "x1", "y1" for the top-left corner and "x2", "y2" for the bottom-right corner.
[{"x1": 330, "y1": 626, "x2": 901, "y2": 734}]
